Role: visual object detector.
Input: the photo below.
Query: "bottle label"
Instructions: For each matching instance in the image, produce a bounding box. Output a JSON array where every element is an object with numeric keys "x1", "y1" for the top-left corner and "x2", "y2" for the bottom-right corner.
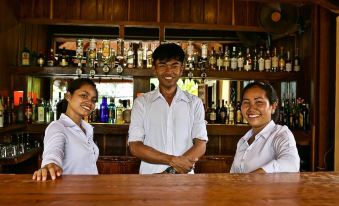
[
  {"x1": 286, "y1": 63, "x2": 292, "y2": 72},
  {"x1": 22, "y1": 52, "x2": 30, "y2": 66},
  {"x1": 272, "y1": 57, "x2": 278, "y2": 68},
  {"x1": 231, "y1": 58, "x2": 237, "y2": 70},
  {"x1": 265, "y1": 59, "x2": 271, "y2": 70},
  {"x1": 258, "y1": 58, "x2": 265, "y2": 71},
  {"x1": 294, "y1": 65, "x2": 300, "y2": 72}
]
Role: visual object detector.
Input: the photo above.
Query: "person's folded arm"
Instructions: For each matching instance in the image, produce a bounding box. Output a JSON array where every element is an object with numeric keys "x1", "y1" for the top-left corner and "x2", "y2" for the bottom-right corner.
[{"x1": 261, "y1": 132, "x2": 300, "y2": 173}]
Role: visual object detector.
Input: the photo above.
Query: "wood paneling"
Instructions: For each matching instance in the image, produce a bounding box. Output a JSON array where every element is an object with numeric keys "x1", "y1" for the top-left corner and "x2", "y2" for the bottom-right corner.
[
  {"x1": 129, "y1": 0, "x2": 158, "y2": 22},
  {"x1": 204, "y1": 0, "x2": 218, "y2": 24},
  {"x1": 218, "y1": 0, "x2": 233, "y2": 25},
  {"x1": 33, "y1": 0, "x2": 50, "y2": 19},
  {"x1": 0, "y1": 0, "x2": 20, "y2": 95},
  {"x1": 112, "y1": 0, "x2": 128, "y2": 21},
  {"x1": 159, "y1": 0, "x2": 174, "y2": 23},
  {"x1": 80, "y1": 0, "x2": 98, "y2": 20},
  {"x1": 190, "y1": 0, "x2": 204, "y2": 23},
  {"x1": 173, "y1": 0, "x2": 190, "y2": 23},
  {"x1": 234, "y1": 0, "x2": 248, "y2": 25}
]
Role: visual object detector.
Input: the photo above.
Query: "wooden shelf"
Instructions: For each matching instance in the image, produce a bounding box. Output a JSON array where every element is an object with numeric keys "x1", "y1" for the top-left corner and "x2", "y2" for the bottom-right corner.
[
  {"x1": 11, "y1": 66, "x2": 301, "y2": 81},
  {"x1": 0, "y1": 147, "x2": 41, "y2": 165},
  {"x1": 0, "y1": 124, "x2": 26, "y2": 134}
]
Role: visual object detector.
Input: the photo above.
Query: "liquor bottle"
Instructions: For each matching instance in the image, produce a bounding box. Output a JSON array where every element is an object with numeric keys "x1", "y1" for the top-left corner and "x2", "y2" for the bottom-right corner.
[
  {"x1": 47, "y1": 48, "x2": 55, "y2": 67},
  {"x1": 17, "y1": 97, "x2": 25, "y2": 123},
  {"x1": 37, "y1": 99, "x2": 45, "y2": 123},
  {"x1": 228, "y1": 101, "x2": 235, "y2": 125},
  {"x1": 271, "y1": 47, "x2": 278, "y2": 72},
  {"x1": 200, "y1": 43, "x2": 208, "y2": 66},
  {"x1": 252, "y1": 48, "x2": 258, "y2": 71},
  {"x1": 146, "y1": 43, "x2": 153, "y2": 69},
  {"x1": 75, "y1": 39, "x2": 84, "y2": 67},
  {"x1": 236, "y1": 101, "x2": 242, "y2": 124},
  {"x1": 230, "y1": 46, "x2": 237, "y2": 71},
  {"x1": 208, "y1": 47, "x2": 217, "y2": 70},
  {"x1": 215, "y1": 100, "x2": 221, "y2": 123},
  {"x1": 108, "y1": 97, "x2": 116, "y2": 123},
  {"x1": 244, "y1": 47, "x2": 252, "y2": 71},
  {"x1": 225, "y1": 101, "x2": 230, "y2": 124},
  {"x1": 237, "y1": 48, "x2": 244, "y2": 71},
  {"x1": 127, "y1": 43, "x2": 135, "y2": 69},
  {"x1": 285, "y1": 50, "x2": 292, "y2": 72},
  {"x1": 37, "y1": 51, "x2": 45, "y2": 67},
  {"x1": 122, "y1": 100, "x2": 131, "y2": 123},
  {"x1": 115, "y1": 99, "x2": 125, "y2": 124},
  {"x1": 25, "y1": 97, "x2": 33, "y2": 124},
  {"x1": 46, "y1": 100, "x2": 54, "y2": 123},
  {"x1": 294, "y1": 48, "x2": 301, "y2": 72},
  {"x1": 279, "y1": 99, "x2": 285, "y2": 124},
  {"x1": 223, "y1": 46, "x2": 230, "y2": 71},
  {"x1": 209, "y1": 102, "x2": 216, "y2": 124},
  {"x1": 220, "y1": 99, "x2": 227, "y2": 124},
  {"x1": 278, "y1": 46, "x2": 285, "y2": 71},
  {"x1": 0, "y1": 97, "x2": 3, "y2": 128},
  {"x1": 216, "y1": 46, "x2": 224, "y2": 71},
  {"x1": 87, "y1": 38, "x2": 97, "y2": 68},
  {"x1": 186, "y1": 40, "x2": 194, "y2": 70},
  {"x1": 258, "y1": 46, "x2": 265, "y2": 72},
  {"x1": 100, "y1": 97, "x2": 109, "y2": 123},
  {"x1": 5, "y1": 97, "x2": 14, "y2": 125},
  {"x1": 136, "y1": 42, "x2": 144, "y2": 69},
  {"x1": 59, "y1": 47, "x2": 68, "y2": 67},
  {"x1": 21, "y1": 46, "x2": 30, "y2": 66},
  {"x1": 102, "y1": 39, "x2": 110, "y2": 62},
  {"x1": 264, "y1": 48, "x2": 272, "y2": 72}
]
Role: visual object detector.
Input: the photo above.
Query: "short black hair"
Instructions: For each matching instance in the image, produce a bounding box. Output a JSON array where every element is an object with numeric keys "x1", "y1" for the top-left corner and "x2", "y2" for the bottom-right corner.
[
  {"x1": 152, "y1": 43, "x2": 185, "y2": 65},
  {"x1": 242, "y1": 81, "x2": 279, "y2": 121}
]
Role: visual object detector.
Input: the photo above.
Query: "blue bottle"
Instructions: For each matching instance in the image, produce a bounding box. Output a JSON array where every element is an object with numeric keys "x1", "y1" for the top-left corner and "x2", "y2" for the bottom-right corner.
[{"x1": 100, "y1": 97, "x2": 109, "y2": 123}]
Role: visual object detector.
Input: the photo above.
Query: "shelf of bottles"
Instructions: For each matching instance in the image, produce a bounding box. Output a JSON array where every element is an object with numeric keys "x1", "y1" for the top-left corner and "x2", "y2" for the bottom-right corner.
[{"x1": 16, "y1": 38, "x2": 302, "y2": 80}]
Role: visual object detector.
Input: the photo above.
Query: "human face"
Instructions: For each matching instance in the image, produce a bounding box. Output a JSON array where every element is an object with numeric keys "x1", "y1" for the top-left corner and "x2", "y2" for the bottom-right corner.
[
  {"x1": 241, "y1": 86, "x2": 276, "y2": 134},
  {"x1": 154, "y1": 59, "x2": 183, "y2": 90},
  {"x1": 66, "y1": 84, "x2": 97, "y2": 118}
]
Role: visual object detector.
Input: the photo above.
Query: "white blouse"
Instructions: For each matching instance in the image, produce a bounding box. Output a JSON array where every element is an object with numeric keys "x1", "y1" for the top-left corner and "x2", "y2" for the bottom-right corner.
[{"x1": 230, "y1": 120, "x2": 300, "y2": 173}]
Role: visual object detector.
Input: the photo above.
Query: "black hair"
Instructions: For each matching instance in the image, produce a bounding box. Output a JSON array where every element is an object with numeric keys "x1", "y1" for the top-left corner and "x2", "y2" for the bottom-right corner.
[
  {"x1": 241, "y1": 81, "x2": 279, "y2": 121},
  {"x1": 58, "y1": 78, "x2": 98, "y2": 118},
  {"x1": 152, "y1": 43, "x2": 185, "y2": 65}
]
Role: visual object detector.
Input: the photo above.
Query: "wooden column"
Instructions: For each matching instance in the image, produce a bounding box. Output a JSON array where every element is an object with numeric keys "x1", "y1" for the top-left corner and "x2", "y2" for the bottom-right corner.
[{"x1": 335, "y1": 16, "x2": 339, "y2": 172}]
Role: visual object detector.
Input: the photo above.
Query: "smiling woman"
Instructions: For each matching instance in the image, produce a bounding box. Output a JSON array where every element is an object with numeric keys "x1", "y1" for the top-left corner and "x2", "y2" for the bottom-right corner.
[
  {"x1": 230, "y1": 81, "x2": 300, "y2": 174},
  {"x1": 32, "y1": 78, "x2": 100, "y2": 181}
]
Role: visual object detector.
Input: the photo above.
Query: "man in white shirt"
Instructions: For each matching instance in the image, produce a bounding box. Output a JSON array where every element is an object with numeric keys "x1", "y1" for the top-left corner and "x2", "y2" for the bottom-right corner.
[{"x1": 128, "y1": 43, "x2": 208, "y2": 174}]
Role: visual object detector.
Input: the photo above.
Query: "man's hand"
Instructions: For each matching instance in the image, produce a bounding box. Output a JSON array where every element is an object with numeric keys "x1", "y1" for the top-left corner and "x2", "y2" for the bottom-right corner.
[
  {"x1": 169, "y1": 156, "x2": 198, "y2": 174},
  {"x1": 32, "y1": 163, "x2": 63, "y2": 181}
]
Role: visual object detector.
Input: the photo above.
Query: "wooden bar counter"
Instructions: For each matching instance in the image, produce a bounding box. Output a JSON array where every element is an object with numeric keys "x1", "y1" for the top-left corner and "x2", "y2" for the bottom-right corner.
[{"x1": 0, "y1": 172, "x2": 339, "y2": 206}]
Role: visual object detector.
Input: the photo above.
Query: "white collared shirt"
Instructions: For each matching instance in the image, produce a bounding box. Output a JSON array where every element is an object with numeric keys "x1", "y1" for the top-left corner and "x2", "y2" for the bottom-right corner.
[
  {"x1": 230, "y1": 120, "x2": 300, "y2": 173},
  {"x1": 41, "y1": 113, "x2": 99, "y2": 175},
  {"x1": 128, "y1": 87, "x2": 208, "y2": 174}
]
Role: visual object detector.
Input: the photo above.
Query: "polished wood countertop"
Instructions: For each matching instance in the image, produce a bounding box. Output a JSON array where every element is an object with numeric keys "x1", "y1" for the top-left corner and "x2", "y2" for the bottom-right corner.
[{"x1": 1, "y1": 172, "x2": 339, "y2": 206}]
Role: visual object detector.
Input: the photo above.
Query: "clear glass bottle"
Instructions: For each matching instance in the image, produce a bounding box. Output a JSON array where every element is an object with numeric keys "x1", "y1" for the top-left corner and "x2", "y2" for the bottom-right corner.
[
  {"x1": 146, "y1": 43, "x2": 153, "y2": 69},
  {"x1": 136, "y1": 42, "x2": 144, "y2": 69},
  {"x1": 285, "y1": 50, "x2": 292, "y2": 72},
  {"x1": 127, "y1": 43, "x2": 135, "y2": 68},
  {"x1": 223, "y1": 45, "x2": 230, "y2": 71},
  {"x1": 230, "y1": 46, "x2": 237, "y2": 71},
  {"x1": 294, "y1": 48, "x2": 301, "y2": 72}
]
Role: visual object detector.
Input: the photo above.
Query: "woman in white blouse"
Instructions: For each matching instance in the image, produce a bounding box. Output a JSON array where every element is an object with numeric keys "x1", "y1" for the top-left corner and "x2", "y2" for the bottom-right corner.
[
  {"x1": 32, "y1": 78, "x2": 99, "y2": 181},
  {"x1": 230, "y1": 81, "x2": 300, "y2": 173}
]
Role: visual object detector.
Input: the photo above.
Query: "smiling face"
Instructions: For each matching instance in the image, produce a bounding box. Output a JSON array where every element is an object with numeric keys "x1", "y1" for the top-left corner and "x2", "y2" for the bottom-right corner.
[
  {"x1": 66, "y1": 83, "x2": 98, "y2": 119},
  {"x1": 154, "y1": 59, "x2": 183, "y2": 91},
  {"x1": 241, "y1": 86, "x2": 277, "y2": 134}
]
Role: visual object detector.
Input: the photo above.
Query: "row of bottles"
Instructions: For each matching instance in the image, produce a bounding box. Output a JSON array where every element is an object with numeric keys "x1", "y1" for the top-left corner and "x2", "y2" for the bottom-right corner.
[
  {"x1": 20, "y1": 39, "x2": 301, "y2": 73},
  {"x1": 277, "y1": 97, "x2": 310, "y2": 131},
  {"x1": 21, "y1": 39, "x2": 156, "y2": 70},
  {"x1": 205, "y1": 97, "x2": 310, "y2": 131},
  {"x1": 205, "y1": 100, "x2": 247, "y2": 125},
  {"x1": 185, "y1": 41, "x2": 301, "y2": 72},
  {"x1": 84, "y1": 97, "x2": 131, "y2": 124},
  {"x1": 0, "y1": 95, "x2": 56, "y2": 128}
]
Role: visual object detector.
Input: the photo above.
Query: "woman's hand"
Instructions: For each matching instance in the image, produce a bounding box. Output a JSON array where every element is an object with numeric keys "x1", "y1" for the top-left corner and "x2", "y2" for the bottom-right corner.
[{"x1": 32, "y1": 163, "x2": 63, "y2": 181}]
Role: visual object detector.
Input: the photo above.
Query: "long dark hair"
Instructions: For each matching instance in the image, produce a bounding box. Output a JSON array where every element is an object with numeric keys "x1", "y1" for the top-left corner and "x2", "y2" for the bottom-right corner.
[
  {"x1": 57, "y1": 78, "x2": 98, "y2": 119},
  {"x1": 241, "y1": 81, "x2": 279, "y2": 122}
]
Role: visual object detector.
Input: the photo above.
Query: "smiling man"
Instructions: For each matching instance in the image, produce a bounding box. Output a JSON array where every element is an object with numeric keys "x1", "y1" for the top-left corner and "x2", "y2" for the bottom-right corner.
[{"x1": 128, "y1": 43, "x2": 208, "y2": 174}]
